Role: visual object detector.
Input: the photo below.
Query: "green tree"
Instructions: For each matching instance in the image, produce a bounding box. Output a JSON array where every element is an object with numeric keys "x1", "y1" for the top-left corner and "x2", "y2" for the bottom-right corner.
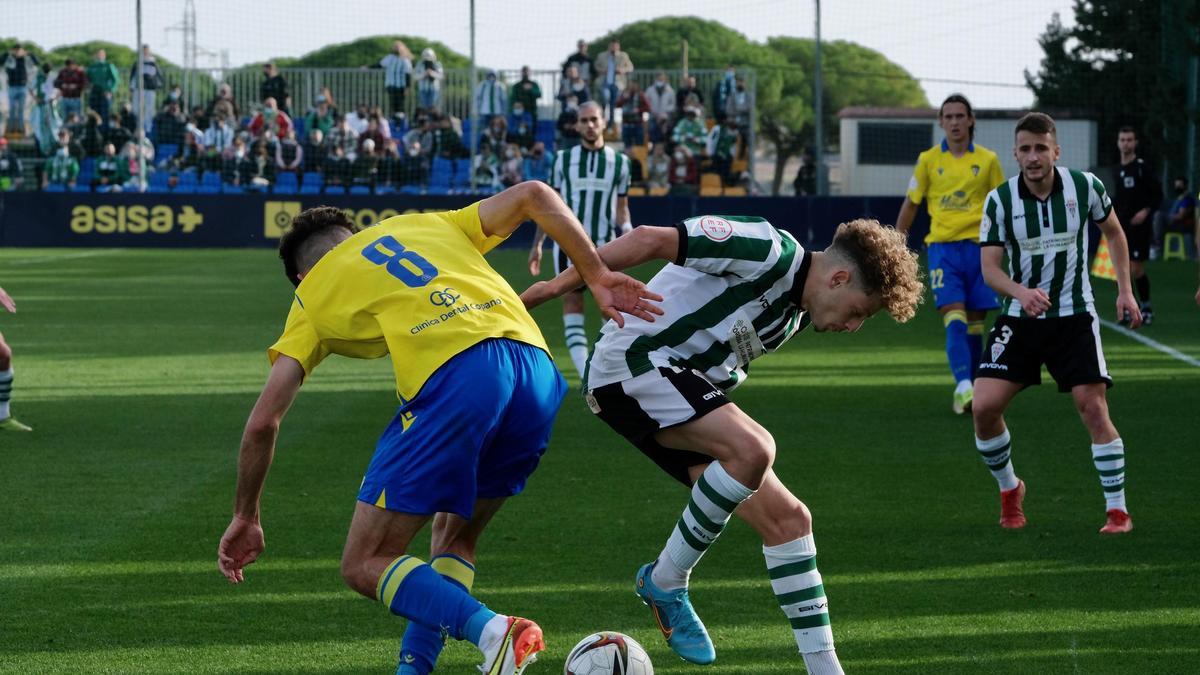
[{"x1": 278, "y1": 35, "x2": 470, "y2": 69}]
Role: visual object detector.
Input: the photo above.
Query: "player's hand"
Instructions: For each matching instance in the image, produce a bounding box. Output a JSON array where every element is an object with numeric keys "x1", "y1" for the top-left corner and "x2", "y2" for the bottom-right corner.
[
  {"x1": 218, "y1": 515, "x2": 264, "y2": 584},
  {"x1": 586, "y1": 270, "x2": 664, "y2": 328},
  {"x1": 528, "y1": 246, "x2": 542, "y2": 276},
  {"x1": 1131, "y1": 209, "x2": 1148, "y2": 226},
  {"x1": 0, "y1": 287, "x2": 15, "y2": 313},
  {"x1": 1116, "y1": 291, "x2": 1142, "y2": 329},
  {"x1": 519, "y1": 280, "x2": 554, "y2": 311},
  {"x1": 1017, "y1": 287, "x2": 1051, "y2": 318}
]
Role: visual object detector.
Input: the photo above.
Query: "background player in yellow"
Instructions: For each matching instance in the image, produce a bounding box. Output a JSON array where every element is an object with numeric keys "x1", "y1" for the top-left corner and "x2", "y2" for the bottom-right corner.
[
  {"x1": 897, "y1": 94, "x2": 1006, "y2": 415},
  {"x1": 216, "y1": 181, "x2": 662, "y2": 675}
]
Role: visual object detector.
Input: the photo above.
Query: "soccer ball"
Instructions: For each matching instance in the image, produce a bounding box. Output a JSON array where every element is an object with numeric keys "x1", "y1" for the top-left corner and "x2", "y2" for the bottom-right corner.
[{"x1": 563, "y1": 631, "x2": 653, "y2": 675}]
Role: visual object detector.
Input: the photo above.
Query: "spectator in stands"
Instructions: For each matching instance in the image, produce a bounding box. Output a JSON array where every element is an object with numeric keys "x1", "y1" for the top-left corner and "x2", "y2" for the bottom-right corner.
[
  {"x1": 793, "y1": 149, "x2": 816, "y2": 196},
  {"x1": 220, "y1": 135, "x2": 248, "y2": 184},
  {"x1": 616, "y1": 81, "x2": 650, "y2": 148},
  {"x1": 380, "y1": 40, "x2": 413, "y2": 120},
  {"x1": 668, "y1": 144, "x2": 698, "y2": 195},
  {"x1": 31, "y1": 79, "x2": 62, "y2": 157},
  {"x1": 403, "y1": 113, "x2": 431, "y2": 154},
  {"x1": 304, "y1": 96, "x2": 335, "y2": 138},
  {"x1": 318, "y1": 87, "x2": 341, "y2": 120},
  {"x1": 245, "y1": 141, "x2": 274, "y2": 190},
  {"x1": 302, "y1": 128, "x2": 326, "y2": 173},
  {"x1": 594, "y1": 41, "x2": 634, "y2": 124},
  {"x1": 80, "y1": 111, "x2": 105, "y2": 157},
  {"x1": 204, "y1": 115, "x2": 235, "y2": 155},
  {"x1": 481, "y1": 115, "x2": 509, "y2": 158},
  {"x1": 351, "y1": 138, "x2": 379, "y2": 189},
  {"x1": 473, "y1": 145, "x2": 499, "y2": 189},
  {"x1": 346, "y1": 102, "x2": 371, "y2": 136},
  {"x1": 674, "y1": 75, "x2": 702, "y2": 118},
  {"x1": 0, "y1": 138, "x2": 23, "y2": 191},
  {"x1": 154, "y1": 101, "x2": 187, "y2": 147},
  {"x1": 4, "y1": 44, "x2": 39, "y2": 137},
  {"x1": 86, "y1": 49, "x2": 119, "y2": 130},
  {"x1": 510, "y1": 66, "x2": 542, "y2": 127},
  {"x1": 524, "y1": 141, "x2": 551, "y2": 183},
  {"x1": 415, "y1": 48, "x2": 444, "y2": 112},
  {"x1": 54, "y1": 59, "x2": 87, "y2": 122},
  {"x1": 248, "y1": 98, "x2": 292, "y2": 145},
  {"x1": 556, "y1": 95, "x2": 581, "y2": 150},
  {"x1": 1167, "y1": 177, "x2": 1196, "y2": 251},
  {"x1": 358, "y1": 117, "x2": 386, "y2": 157},
  {"x1": 706, "y1": 118, "x2": 739, "y2": 184},
  {"x1": 398, "y1": 140, "x2": 427, "y2": 186},
  {"x1": 189, "y1": 104, "x2": 209, "y2": 132},
  {"x1": 645, "y1": 142, "x2": 670, "y2": 191},
  {"x1": 376, "y1": 138, "x2": 402, "y2": 187},
  {"x1": 499, "y1": 143, "x2": 524, "y2": 187},
  {"x1": 130, "y1": 45, "x2": 163, "y2": 134},
  {"x1": 323, "y1": 144, "x2": 349, "y2": 187},
  {"x1": 119, "y1": 141, "x2": 146, "y2": 190},
  {"x1": 43, "y1": 143, "x2": 79, "y2": 189},
  {"x1": 476, "y1": 71, "x2": 507, "y2": 124},
  {"x1": 645, "y1": 72, "x2": 675, "y2": 143},
  {"x1": 119, "y1": 101, "x2": 138, "y2": 135},
  {"x1": 260, "y1": 63, "x2": 290, "y2": 114},
  {"x1": 326, "y1": 114, "x2": 359, "y2": 161},
  {"x1": 429, "y1": 113, "x2": 466, "y2": 159},
  {"x1": 712, "y1": 65, "x2": 736, "y2": 124},
  {"x1": 562, "y1": 39, "x2": 595, "y2": 85},
  {"x1": 671, "y1": 106, "x2": 707, "y2": 156},
  {"x1": 509, "y1": 104, "x2": 535, "y2": 151},
  {"x1": 63, "y1": 113, "x2": 85, "y2": 145},
  {"x1": 55, "y1": 128, "x2": 83, "y2": 161},
  {"x1": 182, "y1": 120, "x2": 204, "y2": 149},
  {"x1": 105, "y1": 112, "x2": 132, "y2": 151},
  {"x1": 371, "y1": 107, "x2": 393, "y2": 138},
  {"x1": 172, "y1": 131, "x2": 203, "y2": 174},
  {"x1": 725, "y1": 77, "x2": 751, "y2": 128},
  {"x1": 207, "y1": 83, "x2": 239, "y2": 126},
  {"x1": 557, "y1": 65, "x2": 591, "y2": 112},
  {"x1": 94, "y1": 142, "x2": 126, "y2": 191},
  {"x1": 275, "y1": 129, "x2": 304, "y2": 179}
]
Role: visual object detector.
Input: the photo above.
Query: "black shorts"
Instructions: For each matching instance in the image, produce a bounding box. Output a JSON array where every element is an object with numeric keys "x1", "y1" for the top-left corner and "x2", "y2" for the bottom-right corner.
[
  {"x1": 551, "y1": 244, "x2": 588, "y2": 293},
  {"x1": 976, "y1": 313, "x2": 1112, "y2": 392},
  {"x1": 1121, "y1": 222, "x2": 1151, "y2": 261},
  {"x1": 586, "y1": 367, "x2": 730, "y2": 486}
]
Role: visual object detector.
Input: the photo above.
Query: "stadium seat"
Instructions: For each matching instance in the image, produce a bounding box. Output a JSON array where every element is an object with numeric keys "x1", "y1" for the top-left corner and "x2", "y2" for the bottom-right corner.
[
  {"x1": 156, "y1": 144, "x2": 178, "y2": 167},
  {"x1": 453, "y1": 159, "x2": 473, "y2": 184},
  {"x1": 375, "y1": 184, "x2": 396, "y2": 195},
  {"x1": 399, "y1": 185, "x2": 423, "y2": 195},
  {"x1": 627, "y1": 144, "x2": 648, "y2": 168},
  {"x1": 730, "y1": 158, "x2": 749, "y2": 174},
  {"x1": 300, "y1": 184, "x2": 322, "y2": 195},
  {"x1": 349, "y1": 185, "x2": 371, "y2": 195},
  {"x1": 649, "y1": 186, "x2": 670, "y2": 196},
  {"x1": 460, "y1": 119, "x2": 472, "y2": 143},
  {"x1": 301, "y1": 171, "x2": 324, "y2": 188},
  {"x1": 174, "y1": 172, "x2": 198, "y2": 194},
  {"x1": 221, "y1": 183, "x2": 244, "y2": 194},
  {"x1": 292, "y1": 117, "x2": 305, "y2": 139},
  {"x1": 69, "y1": 183, "x2": 91, "y2": 193},
  {"x1": 699, "y1": 173, "x2": 723, "y2": 192},
  {"x1": 626, "y1": 186, "x2": 646, "y2": 196},
  {"x1": 274, "y1": 172, "x2": 299, "y2": 194},
  {"x1": 324, "y1": 185, "x2": 346, "y2": 195},
  {"x1": 44, "y1": 183, "x2": 66, "y2": 192},
  {"x1": 430, "y1": 158, "x2": 454, "y2": 192},
  {"x1": 425, "y1": 185, "x2": 451, "y2": 196},
  {"x1": 723, "y1": 186, "x2": 747, "y2": 196}
]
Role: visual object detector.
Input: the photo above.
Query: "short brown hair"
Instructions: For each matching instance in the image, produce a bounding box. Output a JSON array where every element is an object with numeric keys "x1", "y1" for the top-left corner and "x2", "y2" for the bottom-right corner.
[
  {"x1": 827, "y1": 219, "x2": 923, "y2": 322},
  {"x1": 278, "y1": 206, "x2": 354, "y2": 287},
  {"x1": 1015, "y1": 112, "x2": 1056, "y2": 138}
]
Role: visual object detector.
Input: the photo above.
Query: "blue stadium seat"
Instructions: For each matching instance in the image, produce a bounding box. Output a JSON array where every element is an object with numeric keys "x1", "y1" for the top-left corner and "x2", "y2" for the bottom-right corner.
[
  {"x1": 536, "y1": 120, "x2": 556, "y2": 148},
  {"x1": 399, "y1": 185, "x2": 423, "y2": 195},
  {"x1": 349, "y1": 185, "x2": 371, "y2": 195},
  {"x1": 324, "y1": 185, "x2": 346, "y2": 195},
  {"x1": 174, "y1": 171, "x2": 198, "y2": 193},
  {"x1": 300, "y1": 184, "x2": 322, "y2": 195},
  {"x1": 460, "y1": 119, "x2": 471, "y2": 143},
  {"x1": 425, "y1": 185, "x2": 451, "y2": 196},
  {"x1": 453, "y1": 158, "x2": 472, "y2": 182},
  {"x1": 200, "y1": 171, "x2": 221, "y2": 187},
  {"x1": 292, "y1": 117, "x2": 305, "y2": 140},
  {"x1": 430, "y1": 158, "x2": 454, "y2": 192},
  {"x1": 69, "y1": 183, "x2": 91, "y2": 193},
  {"x1": 375, "y1": 184, "x2": 396, "y2": 195},
  {"x1": 274, "y1": 172, "x2": 299, "y2": 194},
  {"x1": 44, "y1": 183, "x2": 66, "y2": 192},
  {"x1": 221, "y1": 183, "x2": 244, "y2": 194},
  {"x1": 301, "y1": 171, "x2": 324, "y2": 188},
  {"x1": 156, "y1": 144, "x2": 178, "y2": 167}
]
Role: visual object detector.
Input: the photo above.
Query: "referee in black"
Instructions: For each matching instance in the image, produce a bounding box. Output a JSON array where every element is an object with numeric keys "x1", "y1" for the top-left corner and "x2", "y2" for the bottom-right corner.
[{"x1": 1113, "y1": 126, "x2": 1163, "y2": 324}]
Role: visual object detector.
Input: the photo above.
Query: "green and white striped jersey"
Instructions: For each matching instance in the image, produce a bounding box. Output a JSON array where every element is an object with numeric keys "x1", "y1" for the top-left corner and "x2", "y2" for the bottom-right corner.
[
  {"x1": 981, "y1": 167, "x2": 1112, "y2": 318},
  {"x1": 587, "y1": 215, "x2": 811, "y2": 391},
  {"x1": 550, "y1": 144, "x2": 630, "y2": 246}
]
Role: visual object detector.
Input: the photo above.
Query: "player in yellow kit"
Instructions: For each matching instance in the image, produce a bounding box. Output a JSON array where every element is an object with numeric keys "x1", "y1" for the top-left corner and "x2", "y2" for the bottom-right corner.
[
  {"x1": 215, "y1": 182, "x2": 662, "y2": 675},
  {"x1": 897, "y1": 94, "x2": 1006, "y2": 415}
]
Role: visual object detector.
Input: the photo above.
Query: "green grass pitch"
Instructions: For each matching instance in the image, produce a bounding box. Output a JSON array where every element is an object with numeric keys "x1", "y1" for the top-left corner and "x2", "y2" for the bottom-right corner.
[{"x1": 1, "y1": 246, "x2": 1197, "y2": 673}]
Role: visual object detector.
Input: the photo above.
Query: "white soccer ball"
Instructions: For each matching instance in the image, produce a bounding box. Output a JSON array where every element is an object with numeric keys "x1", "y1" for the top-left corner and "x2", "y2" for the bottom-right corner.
[{"x1": 563, "y1": 631, "x2": 653, "y2": 675}]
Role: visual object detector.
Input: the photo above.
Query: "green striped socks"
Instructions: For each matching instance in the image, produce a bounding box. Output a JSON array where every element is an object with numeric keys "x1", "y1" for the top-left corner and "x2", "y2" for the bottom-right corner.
[
  {"x1": 765, "y1": 534, "x2": 842, "y2": 674},
  {"x1": 975, "y1": 429, "x2": 1019, "y2": 491},
  {"x1": 653, "y1": 462, "x2": 753, "y2": 590},
  {"x1": 1092, "y1": 438, "x2": 1127, "y2": 512},
  {"x1": 563, "y1": 313, "x2": 588, "y2": 378}
]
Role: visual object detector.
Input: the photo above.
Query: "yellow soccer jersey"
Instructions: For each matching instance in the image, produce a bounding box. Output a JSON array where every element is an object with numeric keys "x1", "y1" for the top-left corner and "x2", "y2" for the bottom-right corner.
[
  {"x1": 906, "y1": 140, "x2": 1005, "y2": 244},
  {"x1": 268, "y1": 203, "x2": 550, "y2": 401}
]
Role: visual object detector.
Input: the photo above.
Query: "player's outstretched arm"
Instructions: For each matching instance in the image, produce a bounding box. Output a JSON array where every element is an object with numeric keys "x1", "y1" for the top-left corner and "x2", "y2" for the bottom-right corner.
[
  {"x1": 479, "y1": 182, "x2": 663, "y2": 325},
  {"x1": 217, "y1": 355, "x2": 304, "y2": 584},
  {"x1": 520, "y1": 225, "x2": 676, "y2": 319},
  {"x1": 0, "y1": 286, "x2": 15, "y2": 313},
  {"x1": 981, "y1": 246, "x2": 1051, "y2": 318},
  {"x1": 1096, "y1": 212, "x2": 1142, "y2": 328},
  {"x1": 894, "y1": 197, "x2": 920, "y2": 237}
]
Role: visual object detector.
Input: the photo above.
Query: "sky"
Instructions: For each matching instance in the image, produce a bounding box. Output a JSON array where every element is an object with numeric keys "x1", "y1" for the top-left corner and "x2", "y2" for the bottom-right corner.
[{"x1": 13, "y1": 0, "x2": 1076, "y2": 109}]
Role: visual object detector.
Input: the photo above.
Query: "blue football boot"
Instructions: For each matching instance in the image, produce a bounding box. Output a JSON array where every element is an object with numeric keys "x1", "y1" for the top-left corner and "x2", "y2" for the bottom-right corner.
[{"x1": 635, "y1": 562, "x2": 716, "y2": 664}]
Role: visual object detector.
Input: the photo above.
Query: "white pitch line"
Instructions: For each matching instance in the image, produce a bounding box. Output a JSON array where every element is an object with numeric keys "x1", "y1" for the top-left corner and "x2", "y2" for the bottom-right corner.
[
  {"x1": 8, "y1": 249, "x2": 125, "y2": 265},
  {"x1": 1100, "y1": 319, "x2": 1200, "y2": 368}
]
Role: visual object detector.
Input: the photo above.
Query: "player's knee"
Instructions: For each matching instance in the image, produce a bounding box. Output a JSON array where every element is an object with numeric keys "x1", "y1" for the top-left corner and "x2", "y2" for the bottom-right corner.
[
  {"x1": 764, "y1": 499, "x2": 812, "y2": 542},
  {"x1": 0, "y1": 342, "x2": 11, "y2": 369},
  {"x1": 339, "y1": 556, "x2": 374, "y2": 598},
  {"x1": 1075, "y1": 397, "x2": 1109, "y2": 430},
  {"x1": 732, "y1": 428, "x2": 775, "y2": 474}
]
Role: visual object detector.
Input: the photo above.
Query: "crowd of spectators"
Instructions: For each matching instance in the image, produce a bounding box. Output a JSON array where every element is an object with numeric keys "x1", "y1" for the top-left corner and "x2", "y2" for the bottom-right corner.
[{"x1": 5, "y1": 38, "x2": 751, "y2": 195}]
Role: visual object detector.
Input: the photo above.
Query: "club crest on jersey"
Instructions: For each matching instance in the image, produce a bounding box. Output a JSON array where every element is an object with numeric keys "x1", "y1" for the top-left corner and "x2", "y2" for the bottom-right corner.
[
  {"x1": 971, "y1": 164, "x2": 980, "y2": 176},
  {"x1": 991, "y1": 343, "x2": 1005, "y2": 362},
  {"x1": 699, "y1": 216, "x2": 733, "y2": 241},
  {"x1": 1066, "y1": 198, "x2": 1077, "y2": 218}
]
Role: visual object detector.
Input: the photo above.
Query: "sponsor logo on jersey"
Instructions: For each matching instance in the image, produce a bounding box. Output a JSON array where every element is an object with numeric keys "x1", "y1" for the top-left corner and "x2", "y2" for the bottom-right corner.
[
  {"x1": 698, "y1": 216, "x2": 733, "y2": 241},
  {"x1": 429, "y1": 287, "x2": 460, "y2": 307}
]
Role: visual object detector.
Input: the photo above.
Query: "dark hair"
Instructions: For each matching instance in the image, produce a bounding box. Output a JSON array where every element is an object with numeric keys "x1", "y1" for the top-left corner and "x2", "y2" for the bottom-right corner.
[
  {"x1": 1118, "y1": 126, "x2": 1137, "y2": 138},
  {"x1": 1015, "y1": 112, "x2": 1056, "y2": 138},
  {"x1": 278, "y1": 206, "x2": 354, "y2": 286},
  {"x1": 939, "y1": 93, "x2": 975, "y2": 140}
]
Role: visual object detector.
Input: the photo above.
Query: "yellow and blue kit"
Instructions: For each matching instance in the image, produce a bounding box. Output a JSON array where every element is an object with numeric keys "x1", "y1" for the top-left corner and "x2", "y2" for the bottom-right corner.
[{"x1": 268, "y1": 203, "x2": 567, "y2": 518}]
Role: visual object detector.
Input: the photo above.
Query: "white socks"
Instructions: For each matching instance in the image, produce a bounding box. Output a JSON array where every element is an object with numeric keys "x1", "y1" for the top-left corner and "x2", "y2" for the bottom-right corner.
[
  {"x1": 563, "y1": 313, "x2": 588, "y2": 379},
  {"x1": 975, "y1": 429, "x2": 1018, "y2": 491}
]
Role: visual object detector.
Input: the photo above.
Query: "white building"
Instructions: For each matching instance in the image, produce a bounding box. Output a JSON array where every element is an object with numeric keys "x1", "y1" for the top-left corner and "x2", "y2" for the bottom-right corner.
[{"x1": 837, "y1": 107, "x2": 1099, "y2": 196}]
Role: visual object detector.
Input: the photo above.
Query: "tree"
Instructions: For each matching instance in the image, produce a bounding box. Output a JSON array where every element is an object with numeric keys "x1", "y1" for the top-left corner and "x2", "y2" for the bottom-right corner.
[
  {"x1": 1027, "y1": 2, "x2": 1197, "y2": 176},
  {"x1": 277, "y1": 35, "x2": 470, "y2": 69}
]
